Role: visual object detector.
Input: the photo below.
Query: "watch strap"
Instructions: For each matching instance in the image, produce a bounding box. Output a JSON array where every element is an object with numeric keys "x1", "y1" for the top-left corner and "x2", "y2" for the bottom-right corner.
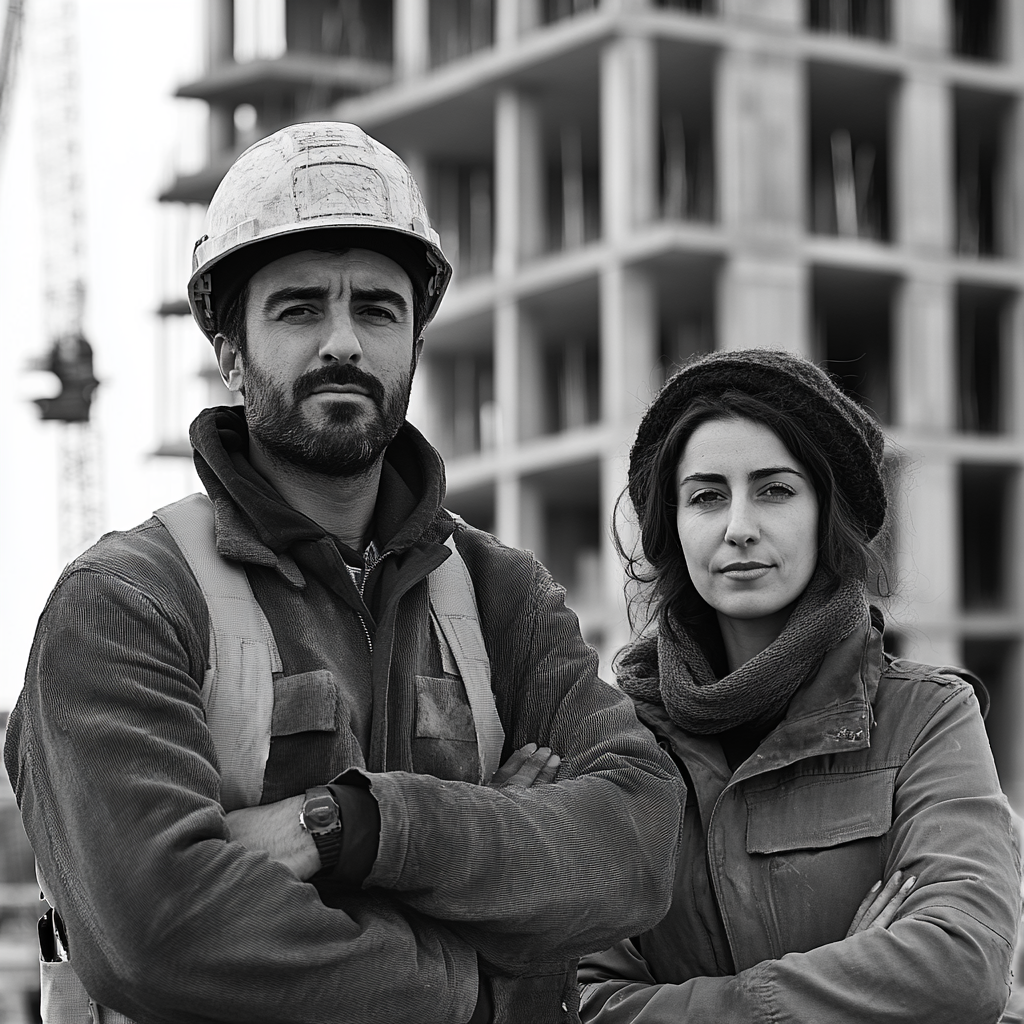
[{"x1": 302, "y1": 786, "x2": 344, "y2": 872}]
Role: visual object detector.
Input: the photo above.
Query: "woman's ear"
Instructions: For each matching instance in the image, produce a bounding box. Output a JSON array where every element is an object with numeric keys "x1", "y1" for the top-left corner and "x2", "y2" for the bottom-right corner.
[{"x1": 214, "y1": 334, "x2": 244, "y2": 392}]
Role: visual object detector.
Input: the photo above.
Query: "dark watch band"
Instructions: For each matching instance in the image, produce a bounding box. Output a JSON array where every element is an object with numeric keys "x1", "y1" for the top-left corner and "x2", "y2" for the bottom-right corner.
[{"x1": 300, "y1": 786, "x2": 344, "y2": 872}]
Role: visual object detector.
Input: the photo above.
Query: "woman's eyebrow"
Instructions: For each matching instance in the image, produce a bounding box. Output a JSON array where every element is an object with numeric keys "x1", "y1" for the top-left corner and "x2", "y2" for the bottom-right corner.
[
  {"x1": 679, "y1": 467, "x2": 804, "y2": 486},
  {"x1": 749, "y1": 466, "x2": 804, "y2": 481}
]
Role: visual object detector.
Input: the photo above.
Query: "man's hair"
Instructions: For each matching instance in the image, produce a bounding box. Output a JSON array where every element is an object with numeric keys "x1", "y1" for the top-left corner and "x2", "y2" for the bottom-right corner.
[{"x1": 615, "y1": 390, "x2": 888, "y2": 639}]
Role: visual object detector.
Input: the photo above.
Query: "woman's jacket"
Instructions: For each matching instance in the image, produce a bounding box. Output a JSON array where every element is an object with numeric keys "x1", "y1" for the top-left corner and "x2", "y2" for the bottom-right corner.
[{"x1": 579, "y1": 616, "x2": 1022, "y2": 1024}]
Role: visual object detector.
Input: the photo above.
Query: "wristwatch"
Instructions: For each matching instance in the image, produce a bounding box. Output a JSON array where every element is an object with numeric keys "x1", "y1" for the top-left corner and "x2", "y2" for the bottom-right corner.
[{"x1": 299, "y1": 786, "x2": 344, "y2": 873}]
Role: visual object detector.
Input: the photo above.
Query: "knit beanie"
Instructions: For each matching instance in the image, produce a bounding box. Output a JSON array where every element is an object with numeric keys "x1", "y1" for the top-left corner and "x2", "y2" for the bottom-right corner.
[{"x1": 628, "y1": 348, "x2": 887, "y2": 539}]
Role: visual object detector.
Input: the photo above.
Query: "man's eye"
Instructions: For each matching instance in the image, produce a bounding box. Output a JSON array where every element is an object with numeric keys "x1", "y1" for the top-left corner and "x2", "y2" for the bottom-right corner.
[
  {"x1": 360, "y1": 305, "x2": 397, "y2": 322},
  {"x1": 279, "y1": 305, "x2": 317, "y2": 320}
]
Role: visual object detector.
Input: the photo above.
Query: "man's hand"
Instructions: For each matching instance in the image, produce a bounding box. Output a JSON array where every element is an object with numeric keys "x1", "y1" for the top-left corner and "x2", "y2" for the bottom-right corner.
[
  {"x1": 225, "y1": 796, "x2": 322, "y2": 881},
  {"x1": 489, "y1": 743, "x2": 560, "y2": 789},
  {"x1": 846, "y1": 869, "x2": 916, "y2": 936}
]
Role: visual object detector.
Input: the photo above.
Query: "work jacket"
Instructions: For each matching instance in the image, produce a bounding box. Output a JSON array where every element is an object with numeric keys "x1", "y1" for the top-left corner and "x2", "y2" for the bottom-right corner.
[
  {"x1": 5, "y1": 407, "x2": 682, "y2": 1024},
  {"x1": 579, "y1": 616, "x2": 1022, "y2": 1024}
]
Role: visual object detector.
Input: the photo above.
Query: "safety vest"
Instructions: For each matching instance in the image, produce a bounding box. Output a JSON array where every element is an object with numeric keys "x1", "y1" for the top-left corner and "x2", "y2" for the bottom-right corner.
[{"x1": 39, "y1": 492, "x2": 503, "y2": 1023}]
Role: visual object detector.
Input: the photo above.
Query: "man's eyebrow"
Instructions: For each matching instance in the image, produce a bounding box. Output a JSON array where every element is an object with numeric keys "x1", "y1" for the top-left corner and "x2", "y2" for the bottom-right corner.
[
  {"x1": 261, "y1": 285, "x2": 330, "y2": 315},
  {"x1": 679, "y1": 467, "x2": 804, "y2": 486},
  {"x1": 351, "y1": 287, "x2": 410, "y2": 317}
]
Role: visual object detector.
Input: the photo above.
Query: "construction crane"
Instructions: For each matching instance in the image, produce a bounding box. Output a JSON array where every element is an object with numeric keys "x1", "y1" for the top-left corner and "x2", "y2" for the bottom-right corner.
[{"x1": 3, "y1": 0, "x2": 104, "y2": 560}]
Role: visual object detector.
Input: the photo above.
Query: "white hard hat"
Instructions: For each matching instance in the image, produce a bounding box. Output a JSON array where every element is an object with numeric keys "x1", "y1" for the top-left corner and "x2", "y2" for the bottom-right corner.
[{"x1": 188, "y1": 121, "x2": 452, "y2": 342}]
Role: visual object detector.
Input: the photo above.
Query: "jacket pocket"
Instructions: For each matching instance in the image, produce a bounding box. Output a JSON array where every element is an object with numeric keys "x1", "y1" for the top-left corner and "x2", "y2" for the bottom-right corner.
[
  {"x1": 414, "y1": 675, "x2": 479, "y2": 782},
  {"x1": 745, "y1": 768, "x2": 897, "y2": 854},
  {"x1": 271, "y1": 670, "x2": 337, "y2": 736}
]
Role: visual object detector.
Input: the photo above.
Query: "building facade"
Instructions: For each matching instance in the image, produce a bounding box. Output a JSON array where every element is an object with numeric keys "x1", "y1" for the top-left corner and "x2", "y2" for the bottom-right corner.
[{"x1": 158, "y1": 0, "x2": 1024, "y2": 805}]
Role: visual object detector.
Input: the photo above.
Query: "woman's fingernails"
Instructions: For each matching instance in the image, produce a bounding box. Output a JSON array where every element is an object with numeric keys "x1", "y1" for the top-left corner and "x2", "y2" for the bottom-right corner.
[
  {"x1": 901, "y1": 875, "x2": 916, "y2": 890},
  {"x1": 869, "y1": 880, "x2": 881, "y2": 893},
  {"x1": 524, "y1": 742, "x2": 538, "y2": 753}
]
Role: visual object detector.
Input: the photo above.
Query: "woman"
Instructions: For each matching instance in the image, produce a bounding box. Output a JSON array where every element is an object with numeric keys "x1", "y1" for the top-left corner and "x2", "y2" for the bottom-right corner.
[{"x1": 579, "y1": 349, "x2": 1022, "y2": 1024}]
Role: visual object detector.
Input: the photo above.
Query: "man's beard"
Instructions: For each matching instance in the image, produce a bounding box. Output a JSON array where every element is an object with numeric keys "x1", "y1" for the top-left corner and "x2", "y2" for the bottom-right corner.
[{"x1": 242, "y1": 358, "x2": 413, "y2": 477}]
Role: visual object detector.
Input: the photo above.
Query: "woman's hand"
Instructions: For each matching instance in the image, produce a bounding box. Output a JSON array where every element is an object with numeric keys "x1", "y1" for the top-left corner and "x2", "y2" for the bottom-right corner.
[
  {"x1": 846, "y1": 869, "x2": 917, "y2": 937},
  {"x1": 489, "y1": 742, "x2": 561, "y2": 788}
]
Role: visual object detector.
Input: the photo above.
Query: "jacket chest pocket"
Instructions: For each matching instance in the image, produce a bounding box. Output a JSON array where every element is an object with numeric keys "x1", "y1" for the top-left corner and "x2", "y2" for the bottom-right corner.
[
  {"x1": 743, "y1": 768, "x2": 897, "y2": 957},
  {"x1": 413, "y1": 675, "x2": 480, "y2": 783}
]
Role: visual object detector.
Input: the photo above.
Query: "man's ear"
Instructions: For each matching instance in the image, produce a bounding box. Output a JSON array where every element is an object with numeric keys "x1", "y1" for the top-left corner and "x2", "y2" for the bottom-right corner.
[
  {"x1": 411, "y1": 336, "x2": 424, "y2": 373},
  {"x1": 214, "y1": 333, "x2": 244, "y2": 392}
]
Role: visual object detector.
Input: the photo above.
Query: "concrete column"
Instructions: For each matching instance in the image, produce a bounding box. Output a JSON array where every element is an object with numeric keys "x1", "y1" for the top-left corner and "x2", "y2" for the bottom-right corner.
[
  {"x1": 899, "y1": 459, "x2": 960, "y2": 665},
  {"x1": 720, "y1": 0, "x2": 801, "y2": 29},
  {"x1": 495, "y1": 0, "x2": 541, "y2": 44},
  {"x1": 715, "y1": 41, "x2": 805, "y2": 353},
  {"x1": 893, "y1": 277, "x2": 955, "y2": 430},
  {"x1": 496, "y1": 476, "x2": 521, "y2": 547},
  {"x1": 494, "y1": 89, "x2": 546, "y2": 271},
  {"x1": 517, "y1": 307, "x2": 546, "y2": 441},
  {"x1": 600, "y1": 35, "x2": 658, "y2": 240},
  {"x1": 1006, "y1": 0, "x2": 1024, "y2": 64},
  {"x1": 892, "y1": 0, "x2": 948, "y2": 54},
  {"x1": 599, "y1": 265, "x2": 658, "y2": 659},
  {"x1": 893, "y1": 76, "x2": 952, "y2": 253},
  {"x1": 207, "y1": 0, "x2": 234, "y2": 69},
  {"x1": 394, "y1": 0, "x2": 429, "y2": 80},
  {"x1": 717, "y1": 259, "x2": 808, "y2": 353},
  {"x1": 494, "y1": 298, "x2": 521, "y2": 547}
]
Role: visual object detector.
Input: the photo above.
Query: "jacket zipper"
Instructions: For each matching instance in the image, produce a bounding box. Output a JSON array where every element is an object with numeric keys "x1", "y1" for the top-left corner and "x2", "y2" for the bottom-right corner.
[{"x1": 352, "y1": 547, "x2": 389, "y2": 652}]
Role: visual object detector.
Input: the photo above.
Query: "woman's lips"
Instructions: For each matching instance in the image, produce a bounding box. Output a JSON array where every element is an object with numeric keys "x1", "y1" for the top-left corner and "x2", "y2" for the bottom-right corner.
[{"x1": 720, "y1": 563, "x2": 773, "y2": 580}]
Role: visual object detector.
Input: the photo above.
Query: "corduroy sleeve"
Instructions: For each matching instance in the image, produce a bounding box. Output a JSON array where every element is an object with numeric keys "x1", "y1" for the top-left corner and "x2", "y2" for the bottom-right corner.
[
  {"x1": 577, "y1": 682, "x2": 1021, "y2": 1024},
  {"x1": 5, "y1": 561, "x2": 480, "y2": 1024},
  {"x1": 361, "y1": 536, "x2": 684, "y2": 974}
]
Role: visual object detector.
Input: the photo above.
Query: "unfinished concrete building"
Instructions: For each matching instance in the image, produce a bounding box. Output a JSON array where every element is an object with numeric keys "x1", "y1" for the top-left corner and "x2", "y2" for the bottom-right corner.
[{"x1": 158, "y1": 0, "x2": 1024, "y2": 804}]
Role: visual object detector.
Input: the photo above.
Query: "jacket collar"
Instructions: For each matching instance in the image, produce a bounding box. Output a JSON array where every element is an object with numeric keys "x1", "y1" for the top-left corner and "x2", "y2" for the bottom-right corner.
[
  {"x1": 636, "y1": 615, "x2": 884, "y2": 784},
  {"x1": 189, "y1": 405, "x2": 451, "y2": 585}
]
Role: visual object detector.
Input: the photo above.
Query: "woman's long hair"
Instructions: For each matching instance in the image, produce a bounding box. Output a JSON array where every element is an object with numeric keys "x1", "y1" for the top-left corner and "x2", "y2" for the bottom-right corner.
[{"x1": 615, "y1": 390, "x2": 890, "y2": 641}]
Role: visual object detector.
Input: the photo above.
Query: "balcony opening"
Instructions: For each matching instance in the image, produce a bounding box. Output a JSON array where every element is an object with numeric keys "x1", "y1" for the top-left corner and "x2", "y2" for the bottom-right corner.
[
  {"x1": 429, "y1": 163, "x2": 494, "y2": 280},
  {"x1": 951, "y1": 0, "x2": 1001, "y2": 61},
  {"x1": 444, "y1": 484, "x2": 496, "y2": 536},
  {"x1": 542, "y1": 0, "x2": 599, "y2": 24},
  {"x1": 285, "y1": 0, "x2": 393, "y2": 61},
  {"x1": 423, "y1": 349, "x2": 495, "y2": 459},
  {"x1": 648, "y1": 252, "x2": 719, "y2": 385},
  {"x1": 524, "y1": 462, "x2": 603, "y2": 638},
  {"x1": 807, "y1": 0, "x2": 889, "y2": 40},
  {"x1": 543, "y1": 335, "x2": 600, "y2": 434},
  {"x1": 655, "y1": 0, "x2": 717, "y2": 13},
  {"x1": 957, "y1": 287, "x2": 1010, "y2": 433},
  {"x1": 808, "y1": 64, "x2": 894, "y2": 241},
  {"x1": 658, "y1": 42, "x2": 715, "y2": 223},
  {"x1": 812, "y1": 267, "x2": 895, "y2": 422},
  {"x1": 959, "y1": 464, "x2": 1015, "y2": 610},
  {"x1": 430, "y1": 0, "x2": 494, "y2": 68},
  {"x1": 962, "y1": 638, "x2": 1018, "y2": 786},
  {"x1": 546, "y1": 123, "x2": 601, "y2": 252},
  {"x1": 954, "y1": 89, "x2": 1013, "y2": 258}
]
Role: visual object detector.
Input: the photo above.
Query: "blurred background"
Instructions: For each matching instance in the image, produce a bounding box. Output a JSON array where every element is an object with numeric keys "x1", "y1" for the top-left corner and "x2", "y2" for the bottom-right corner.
[{"x1": 1, "y1": 0, "x2": 1023, "y2": 1017}]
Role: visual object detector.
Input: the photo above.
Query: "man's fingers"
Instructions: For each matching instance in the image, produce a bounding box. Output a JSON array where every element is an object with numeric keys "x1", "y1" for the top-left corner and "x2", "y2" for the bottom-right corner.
[
  {"x1": 533, "y1": 754, "x2": 561, "y2": 785},
  {"x1": 489, "y1": 743, "x2": 538, "y2": 787},
  {"x1": 504, "y1": 747, "x2": 555, "y2": 787}
]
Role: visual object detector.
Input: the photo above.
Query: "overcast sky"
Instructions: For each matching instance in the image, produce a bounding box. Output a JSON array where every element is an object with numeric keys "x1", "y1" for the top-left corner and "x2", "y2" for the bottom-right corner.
[{"x1": 0, "y1": 0, "x2": 207, "y2": 708}]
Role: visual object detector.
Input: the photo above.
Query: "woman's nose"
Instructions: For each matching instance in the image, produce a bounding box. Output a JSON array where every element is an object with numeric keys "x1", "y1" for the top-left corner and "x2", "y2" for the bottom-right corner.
[{"x1": 724, "y1": 498, "x2": 760, "y2": 546}]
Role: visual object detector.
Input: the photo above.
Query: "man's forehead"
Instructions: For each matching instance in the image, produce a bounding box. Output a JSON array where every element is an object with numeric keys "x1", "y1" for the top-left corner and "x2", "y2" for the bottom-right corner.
[{"x1": 249, "y1": 247, "x2": 413, "y2": 296}]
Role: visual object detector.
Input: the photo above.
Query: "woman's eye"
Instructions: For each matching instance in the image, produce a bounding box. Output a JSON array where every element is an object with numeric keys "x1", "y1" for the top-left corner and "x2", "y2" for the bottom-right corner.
[
  {"x1": 760, "y1": 483, "x2": 796, "y2": 500},
  {"x1": 687, "y1": 489, "x2": 724, "y2": 506}
]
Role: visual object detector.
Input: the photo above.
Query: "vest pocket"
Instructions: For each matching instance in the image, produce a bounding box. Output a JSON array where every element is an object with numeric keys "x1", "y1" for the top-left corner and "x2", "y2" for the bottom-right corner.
[
  {"x1": 414, "y1": 675, "x2": 479, "y2": 782},
  {"x1": 271, "y1": 670, "x2": 337, "y2": 736}
]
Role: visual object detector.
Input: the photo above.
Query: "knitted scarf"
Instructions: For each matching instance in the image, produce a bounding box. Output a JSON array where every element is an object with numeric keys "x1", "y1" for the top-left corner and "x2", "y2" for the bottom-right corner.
[{"x1": 618, "y1": 570, "x2": 870, "y2": 735}]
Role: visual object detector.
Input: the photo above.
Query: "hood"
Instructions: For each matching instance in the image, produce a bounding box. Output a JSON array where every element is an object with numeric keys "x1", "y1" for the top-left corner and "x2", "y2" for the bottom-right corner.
[{"x1": 189, "y1": 405, "x2": 449, "y2": 570}]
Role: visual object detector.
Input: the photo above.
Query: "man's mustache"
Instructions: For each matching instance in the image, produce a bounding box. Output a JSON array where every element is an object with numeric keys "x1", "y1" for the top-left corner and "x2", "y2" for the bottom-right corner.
[{"x1": 292, "y1": 364, "x2": 386, "y2": 407}]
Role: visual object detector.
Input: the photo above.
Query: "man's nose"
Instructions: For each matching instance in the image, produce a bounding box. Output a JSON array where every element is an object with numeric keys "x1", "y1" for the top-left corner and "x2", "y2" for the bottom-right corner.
[
  {"x1": 318, "y1": 307, "x2": 362, "y2": 363},
  {"x1": 724, "y1": 497, "x2": 760, "y2": 546}
]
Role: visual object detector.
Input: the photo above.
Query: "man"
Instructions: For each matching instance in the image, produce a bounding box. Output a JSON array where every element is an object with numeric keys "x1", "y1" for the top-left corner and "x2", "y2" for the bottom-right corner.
[{"x1": 5, "y1": 122, "x2": 681, "y2": 1024}]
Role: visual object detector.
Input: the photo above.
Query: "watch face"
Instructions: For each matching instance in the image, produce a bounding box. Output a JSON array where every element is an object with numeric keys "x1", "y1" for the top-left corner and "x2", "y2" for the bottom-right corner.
[{"x1": 304, "y1": 795, "x2": 338, "y2": 831}]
